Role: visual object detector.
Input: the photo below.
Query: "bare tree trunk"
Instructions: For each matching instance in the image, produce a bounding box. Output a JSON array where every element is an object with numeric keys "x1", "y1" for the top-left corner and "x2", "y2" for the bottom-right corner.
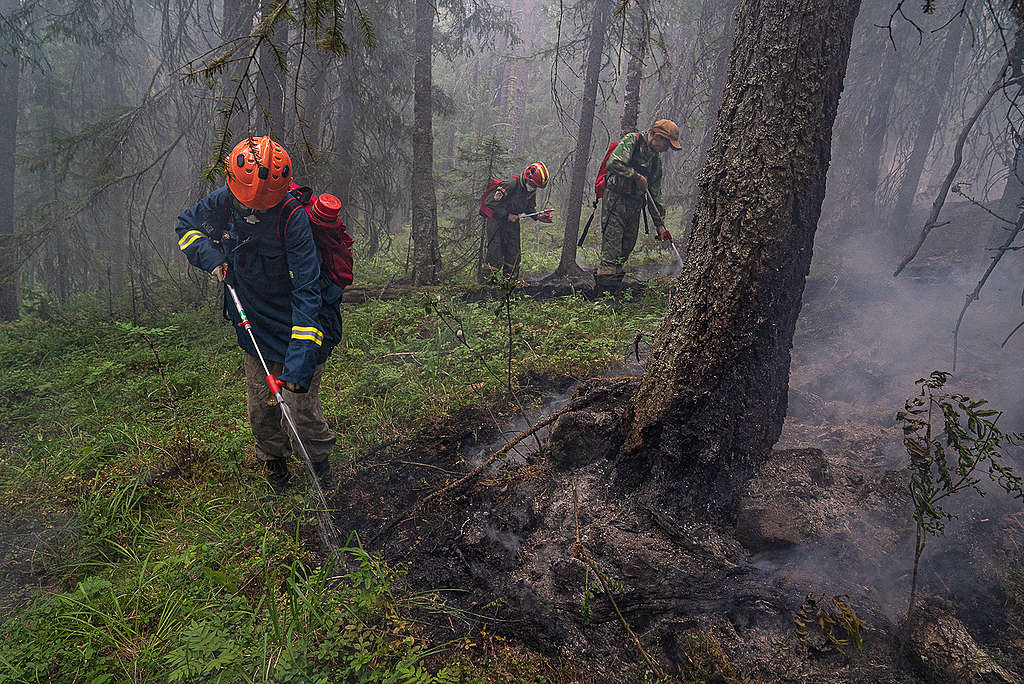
[
  {"x1": 555, "y1": 0, "x2": 610, "y2": 278},
  {"x1": 619, "y1": 0, "x2": 648, "y2": 136},
  {"x1": 997, "y1": 30, "x2": 1024, "y2": 216},
  {"x1": 888, "y1": 14, "x2": 965, "y2": 237},
  {"x1": 411, "y1": 0, "x2": 440, "y2": 284},
  {"x1": 856, "y1": 44, "x2": 901, "y2": 220},
  {"x1": 674, "y1": 0, "x2": 739, "y2": 241},
  {"x1": 505, "y1": 0, "x2": 536, "y2": 157},
  {"x1": 260, "y1": 0, "x2": 287, "y2": 138},
  {"x1": 101, "y1": 64, "x2": 126, "y2": 298},
  {"x1": 624, "y1": 0, "x2": 860, "y2": 485},
  {"x1": 0, "y1": 0, "x2": 18, "y2": 320},
  {"x1": 335, "y1": 58, "x2": 357, "y2": 226},
  {"x1": 221, "y1": 0, "x2": 252, "y2": 138}
]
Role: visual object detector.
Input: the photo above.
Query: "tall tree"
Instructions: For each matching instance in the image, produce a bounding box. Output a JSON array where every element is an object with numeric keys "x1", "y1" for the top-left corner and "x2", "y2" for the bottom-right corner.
[
  {"x1": 888, "y1": 13, "x2": 965, "y2": 236},
  {"x1": 259, "y1": 0, "x2": 287, "y2": 137},
  {"x1": 555, "y1": 0, "x2": 611, "y2": 278},
  {"x1": 624, "y1": 0, "x2": 861, "y2": 483},
  {"x1": 504, "y1": 0, "x2": 535, "y2": 158},
  {"x1": 411, "y1": 0, "x2": 441, "y2": 284},
  {"x1": 618, "y1": 0, "x2": 648, "y2": 136},
  {"x1": 0, "y1": 0, "x2": 20, "y2": 321}
]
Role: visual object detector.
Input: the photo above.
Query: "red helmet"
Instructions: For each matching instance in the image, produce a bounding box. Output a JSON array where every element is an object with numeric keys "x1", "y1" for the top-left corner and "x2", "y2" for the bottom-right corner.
[
  {"x1": 522, "y1": 162, "x2": 549, "y2": 189},
  {"x1": 225, "y1": 136, "x2": 292, "y2": 210}
]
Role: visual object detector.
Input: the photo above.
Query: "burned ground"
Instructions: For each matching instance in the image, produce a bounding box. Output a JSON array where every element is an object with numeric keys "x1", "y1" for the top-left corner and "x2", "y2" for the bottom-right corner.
[{"x1": 322, "y1": 227, "x2": 1024, "y2": 682}]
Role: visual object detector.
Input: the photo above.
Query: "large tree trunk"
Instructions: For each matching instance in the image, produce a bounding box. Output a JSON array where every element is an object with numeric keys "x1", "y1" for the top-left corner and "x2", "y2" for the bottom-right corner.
[
  {"x1": 618, "y1": 0, "x2": 647, "y2": 136},
  {"x1": 411, "y1": 0, "x2": 440, "y2": 284},
  {"x1": 888, "y1": 15, "x2": 965, "y2": 237},
  {"x1": 334, "y1": 57, "x2": 357, "y2": 227},
  {"x1": 856, "y1": 41, "x2": 905, "y2": 222},
  {"x1": 504, "y1": 0, "x2": 535, "y2": 158},
  {"x1": 555, "y1": 0, "x2": 610, "y2": 278},
  {"x1": 221, "y1": 0, "x2": 252, "y2": 138},
  {"x1": 259, "y1": 0, "x2": 287, "y2": 138},
  {"x1": 0, "y1": 0, "x2": 20, "y2": 321},
  {"x1": 624, "y1": 0, "x2": 860, "y2": 483}
]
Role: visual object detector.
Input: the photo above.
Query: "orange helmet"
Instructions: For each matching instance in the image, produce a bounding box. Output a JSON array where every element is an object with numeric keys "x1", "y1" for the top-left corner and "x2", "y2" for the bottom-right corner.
[
  {"x1": 522, "y1": 162, "x2": 549, "y2": 189},
  {"x1": 225, "y1": 136, "x2": 292, "y2": 210}
]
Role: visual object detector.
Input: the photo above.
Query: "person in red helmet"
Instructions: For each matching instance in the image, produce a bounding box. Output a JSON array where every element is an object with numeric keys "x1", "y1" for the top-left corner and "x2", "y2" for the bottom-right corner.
[
  {"x1": 174, "y1": 136, "x2": 343, "y2": 494},
  {"x1": 482, "y1": 161, "x2": 552, "y2": 278}
]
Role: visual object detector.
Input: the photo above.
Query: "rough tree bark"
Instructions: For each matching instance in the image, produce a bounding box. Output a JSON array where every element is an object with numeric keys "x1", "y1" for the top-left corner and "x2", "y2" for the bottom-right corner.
[
  {"x1": 259, "y1": 0, "x2": 287, "y2": 138},
  {"x1": 618, "y1": 0, "x2": 647, "y2": 136},
  {"x1": 555, "y1": 0, "x2": 610, "y2": 278},
  {"x1": 888, "y1": 14, "x2": 965, "y2": 237},
  {"x1": 221, "y1": 0, "x2": 253, "y2": 138},
  {"x1": 504, "y1": 0, "x2": 535, "y2": 158},
  {"x1": 411, "y1": 0, "x2": 441, "y2": 284},
  {"x1": 0, "y1": 0, "x2": 20, "y2": 321},
  {"x1": 624, "y1": 0, "x2": 861, "y2": 483}
]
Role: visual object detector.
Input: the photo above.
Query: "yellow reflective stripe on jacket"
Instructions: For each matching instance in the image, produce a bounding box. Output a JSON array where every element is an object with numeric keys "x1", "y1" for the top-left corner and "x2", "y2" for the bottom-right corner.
[
  {"x1": 178, "y1": 230, "x2": 204, "y2": 250},
  {"x1": 291, "y1": 326, "x2": 324, "y2": 346}
]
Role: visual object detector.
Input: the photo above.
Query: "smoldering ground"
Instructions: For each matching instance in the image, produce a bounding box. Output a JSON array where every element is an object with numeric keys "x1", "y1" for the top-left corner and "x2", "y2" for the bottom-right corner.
[{"x1": 318, "y1": 200, "x2": 1024, "y2": 681}]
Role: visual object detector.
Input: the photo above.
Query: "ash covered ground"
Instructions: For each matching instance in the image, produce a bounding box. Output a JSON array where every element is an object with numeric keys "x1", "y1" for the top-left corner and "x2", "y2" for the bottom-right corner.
[{"x1": 327, "y1": 205, "x2": 1024, "y2": 682}]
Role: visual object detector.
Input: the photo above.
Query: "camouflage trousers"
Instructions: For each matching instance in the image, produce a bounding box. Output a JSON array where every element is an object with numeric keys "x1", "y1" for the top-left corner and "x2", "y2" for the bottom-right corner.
[
  {"x1": 597, "y1": 193, "x2": 645, "y2": 276},
  {"x1": 243, "y1": 353, "x2": 335, "y2": 465},
  {"x1": 484, "y1": 217, "x2": 522, "y2": 278}
]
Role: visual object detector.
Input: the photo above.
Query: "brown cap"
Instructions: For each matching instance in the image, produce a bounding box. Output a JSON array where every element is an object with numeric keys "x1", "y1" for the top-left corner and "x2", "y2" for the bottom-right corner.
[{"x1": 651, "y1": 119, "x2": 682, "y2": 150}]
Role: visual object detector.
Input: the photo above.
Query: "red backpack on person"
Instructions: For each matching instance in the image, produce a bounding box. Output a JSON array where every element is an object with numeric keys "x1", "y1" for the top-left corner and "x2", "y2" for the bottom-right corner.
[
  {"x1": 479, "y1": 175, "x2": 522, "y2": 218},
  {"x1": 278, "y1": 182, "x2": 355, "y2": 290},
  {"x1": 593, "y1": 141, "x2": 620, "y2": 200}
]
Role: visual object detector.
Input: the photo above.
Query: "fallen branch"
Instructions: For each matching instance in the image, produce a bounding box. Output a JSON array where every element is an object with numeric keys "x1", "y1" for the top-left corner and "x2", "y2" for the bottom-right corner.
[
  {"x1": 894, "y1": 60, "x2": 1020, "y2": 277},
  {"x1": 375, "y1": 400, "x2": 582, "y2": 540},
  {"x1": 952, "y1": 208, "x2": 1024, "y2": 370},
  {"x1": 570, "y1": 543, "x2": 666, "y2": 677}
]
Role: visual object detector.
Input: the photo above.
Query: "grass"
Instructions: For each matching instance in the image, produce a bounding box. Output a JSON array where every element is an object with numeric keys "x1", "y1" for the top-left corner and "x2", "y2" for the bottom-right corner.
[{"x1": 0, "y1": 282, "x2": 669, "y2": 682}]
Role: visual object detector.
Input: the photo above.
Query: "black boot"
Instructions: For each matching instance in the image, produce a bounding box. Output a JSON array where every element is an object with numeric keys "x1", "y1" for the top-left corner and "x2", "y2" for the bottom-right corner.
[
  {"x1": 312, "y1": 459, "x2": 334, "y2": 491},
  {"x1": 594, "y1": 274, "x2": 619, "y2": 297},
  {"x1": 265, "y1": 459, "x2": 291, "y2": 495}
]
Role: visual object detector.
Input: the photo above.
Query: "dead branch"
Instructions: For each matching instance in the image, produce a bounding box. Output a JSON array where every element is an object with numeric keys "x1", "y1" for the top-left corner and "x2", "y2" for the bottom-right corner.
[
  {"x1": 894, "y1": 60, "x2": 1021, "y2": 277},
  {"x1": 570, "y1": 543, "x2": 666, "y2": 677},
  {"x1": 376, "y1": 398, "x2": 586, "y2": 540},
  {"x1": 952, "y1": 208, "x2": 1024, "y2": 370}
]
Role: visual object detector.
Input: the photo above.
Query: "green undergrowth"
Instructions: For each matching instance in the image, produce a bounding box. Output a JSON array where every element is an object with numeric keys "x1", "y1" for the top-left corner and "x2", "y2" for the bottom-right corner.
[{"x1": 0, "y1": 285, "x2": 668, "y2": 682}]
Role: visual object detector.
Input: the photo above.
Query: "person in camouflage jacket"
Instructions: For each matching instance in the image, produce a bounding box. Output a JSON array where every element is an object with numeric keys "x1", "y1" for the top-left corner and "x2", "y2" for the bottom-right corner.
[{"x1": 597, "y1": 119, "x2": 681, "y2": 293}]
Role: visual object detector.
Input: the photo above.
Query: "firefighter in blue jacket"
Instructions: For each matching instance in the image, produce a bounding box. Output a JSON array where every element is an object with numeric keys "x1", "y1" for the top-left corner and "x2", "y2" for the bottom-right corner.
[{"x1": 175, "y1": 136, "x2": 342, "y2": 494}]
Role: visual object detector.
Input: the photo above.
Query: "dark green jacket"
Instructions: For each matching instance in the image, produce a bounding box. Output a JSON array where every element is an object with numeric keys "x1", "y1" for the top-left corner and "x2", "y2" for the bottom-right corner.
[{"x1": 605, "y1": 131, "x2": 665, "y2": 220}]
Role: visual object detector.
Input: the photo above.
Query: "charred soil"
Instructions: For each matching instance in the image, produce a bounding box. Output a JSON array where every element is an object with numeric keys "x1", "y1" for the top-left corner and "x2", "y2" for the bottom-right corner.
[{"x1": 325, "y1": 268, "x2": 1024, "y2": 682}]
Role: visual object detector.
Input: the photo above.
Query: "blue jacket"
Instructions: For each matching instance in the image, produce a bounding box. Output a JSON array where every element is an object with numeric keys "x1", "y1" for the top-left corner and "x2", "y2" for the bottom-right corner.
[{"x1": 176, "y1": 186, "x2": 343, "y2": 390}]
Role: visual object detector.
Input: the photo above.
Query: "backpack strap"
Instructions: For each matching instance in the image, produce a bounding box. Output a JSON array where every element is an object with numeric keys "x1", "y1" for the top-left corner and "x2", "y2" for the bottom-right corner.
[{"x1": 277, "y1": 196, "x2": 305, "y2": 242}]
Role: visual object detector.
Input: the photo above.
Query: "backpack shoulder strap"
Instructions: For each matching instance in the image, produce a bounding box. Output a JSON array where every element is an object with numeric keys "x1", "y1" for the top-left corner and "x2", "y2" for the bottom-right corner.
[{"x1": 277, "y1": 197, "x2": 305, "y2": 242}]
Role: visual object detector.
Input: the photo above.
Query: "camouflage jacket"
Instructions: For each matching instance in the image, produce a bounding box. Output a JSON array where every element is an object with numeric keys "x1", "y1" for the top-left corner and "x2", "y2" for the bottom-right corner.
[{"x1": 605, "y1": 131, "x2": 665, "y2": 221}]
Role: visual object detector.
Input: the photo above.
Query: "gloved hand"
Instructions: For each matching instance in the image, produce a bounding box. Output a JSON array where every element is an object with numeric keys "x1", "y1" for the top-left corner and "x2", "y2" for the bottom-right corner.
[
  {"x1": 213, "y1": 262, "x2": 228, "y2": 281},
  {"x1": 283, "y1": 381, "x2": 303, "y2": 392},
  {"x1": 655, "y1": 226, "x2": 672, "y2": 242},
  {"x1": 507, "y1": 214, "x2": 520, "y2": 222},
  {"x1": 635, "y1": 174, "x2": 648, "y2": 193}
]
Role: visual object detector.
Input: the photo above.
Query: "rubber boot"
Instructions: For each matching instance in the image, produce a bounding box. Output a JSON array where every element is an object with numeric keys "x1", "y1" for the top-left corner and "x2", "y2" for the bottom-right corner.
[
  {"x1": 265, "y1": 459, "x2": 291, "y2": 495},
  {"x1": 312, "y1": 459, "x2": 334, "y2": 491},
  {"x1": 594, "y1": 274, "x2": 619, "y2": 297}
]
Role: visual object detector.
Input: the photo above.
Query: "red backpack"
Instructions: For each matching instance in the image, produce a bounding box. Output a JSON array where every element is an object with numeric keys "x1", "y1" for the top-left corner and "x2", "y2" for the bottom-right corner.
[
  {"x1": 279, "y1": 183, "x2": 355, "y2": 290},
  {"x1": 479, "y1": 175, "x2": 519, "y2": 218},
  {"x1": 593, "y1": 142, "x2": 620, "y2": 200}
]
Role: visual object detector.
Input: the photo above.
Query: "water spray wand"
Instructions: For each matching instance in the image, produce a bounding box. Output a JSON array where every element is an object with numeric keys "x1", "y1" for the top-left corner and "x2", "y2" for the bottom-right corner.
[
  {"x1": 645, "y1": 190, "x2": 684, "y2": 272},
  {"x1": 224, "y1": 282, "x2": 317, "y2": 470},
  {"x1": 519, "y1": 208, "x2": 554, "y2": 220}
]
